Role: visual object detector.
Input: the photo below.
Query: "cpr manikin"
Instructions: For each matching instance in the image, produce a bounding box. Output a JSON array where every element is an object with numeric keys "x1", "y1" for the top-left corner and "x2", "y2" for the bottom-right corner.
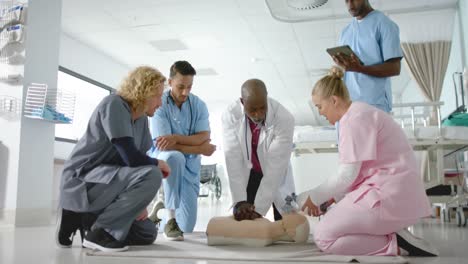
[{"x1": 206, "y1": 212, "x2": 309, "y2": 247}]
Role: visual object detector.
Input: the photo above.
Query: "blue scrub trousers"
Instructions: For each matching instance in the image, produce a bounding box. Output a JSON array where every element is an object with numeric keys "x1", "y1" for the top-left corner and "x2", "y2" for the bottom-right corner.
[{"x1": 158, "y1": 150, "x2": 199, "y2": 232}]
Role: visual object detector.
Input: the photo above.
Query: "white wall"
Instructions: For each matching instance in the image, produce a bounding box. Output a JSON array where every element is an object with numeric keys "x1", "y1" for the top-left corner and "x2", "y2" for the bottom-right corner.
[
  {"x1": 59, "y1": 34, "x2": 129, "y2": 88},
  {"x1": 459, "y1": 0, "x2": 468, "y2": 67},
  {"x1": 0, "y1": 109, "x2": 21, "y2": 221},
  {"x1": 0, "y1": 0, "x2": 63, "y2": 226},
  {"x1": 0, "y1": 3, "x2": 27, "y2": 220},
  {"x1": 54, "y1": 34, "x2": 130, "y2": 160},
  {"x1": 54, "y1": 141, "x2": 75, "y2": 160},
  {"x1": 0, "y1": 85, "x2": 22, "y2": 218},
  {"x1": 459, "y1": 0, "x2": 468, "y2": 106},
  {"x1": 1, "y1": 0, "x2": 130, "y2": 226},
  {"x1": 291, "y1": 153, "x2": 338, "y2": 194},
  {"x1": 439, "y1": 14, "x2": 464, "y2": 118}
]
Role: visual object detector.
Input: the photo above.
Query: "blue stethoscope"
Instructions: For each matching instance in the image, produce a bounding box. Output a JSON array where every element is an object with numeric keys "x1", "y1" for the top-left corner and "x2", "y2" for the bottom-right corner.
[{"x1": 167, "y1": 90, "x2": 193, "y2": 136}]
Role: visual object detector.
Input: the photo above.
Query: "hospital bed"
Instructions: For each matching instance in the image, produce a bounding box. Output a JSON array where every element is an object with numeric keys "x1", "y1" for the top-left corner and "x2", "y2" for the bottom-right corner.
[{"x1": 293, "y1": 102, "x2": 468, "y2": 226}]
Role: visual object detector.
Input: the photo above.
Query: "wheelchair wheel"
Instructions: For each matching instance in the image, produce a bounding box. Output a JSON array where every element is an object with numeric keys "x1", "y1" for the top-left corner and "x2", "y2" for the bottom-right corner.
[
  {"x1": 441, "y1": 208, "x2": 448, "y2": 223},
  {"x1": 213, "y1": 176, "x2": 221, "y2": 200},
  {"x1": 456, "y1": 208, "x2": 467, "y2": 227}
]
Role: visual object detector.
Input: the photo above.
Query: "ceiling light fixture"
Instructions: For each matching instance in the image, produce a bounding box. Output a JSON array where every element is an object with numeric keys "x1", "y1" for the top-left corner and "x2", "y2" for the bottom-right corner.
[
  {"x1": 150, "y1": 39, "x2": 188, "y2": 52},
  {"x1": 196, "y1": 68, "x2": 218, "y2": 76},
  {"x1": 287, "y1": 0, "x2": 328, "y2": 10}
]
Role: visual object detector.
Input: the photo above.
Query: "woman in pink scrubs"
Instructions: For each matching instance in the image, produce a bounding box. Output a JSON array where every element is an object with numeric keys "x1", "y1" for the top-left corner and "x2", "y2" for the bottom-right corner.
[{"x1": 298, "y1": 67, "x2": 438, "y2": 256}]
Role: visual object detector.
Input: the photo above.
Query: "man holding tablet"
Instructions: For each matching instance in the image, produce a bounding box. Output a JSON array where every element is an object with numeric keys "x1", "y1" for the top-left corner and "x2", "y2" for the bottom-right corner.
[{"x1": 331, "y1": 0, "x2": 403, "y2": 113}]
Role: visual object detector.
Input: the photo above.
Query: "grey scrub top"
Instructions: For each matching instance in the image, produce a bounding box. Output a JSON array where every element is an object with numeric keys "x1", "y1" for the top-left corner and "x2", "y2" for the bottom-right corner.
[{"x1": 60, "y1": 94, "x2": 153, "y2": 211}]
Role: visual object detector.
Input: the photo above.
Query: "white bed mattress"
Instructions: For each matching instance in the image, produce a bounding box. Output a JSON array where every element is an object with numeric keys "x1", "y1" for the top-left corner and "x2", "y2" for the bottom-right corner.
[
  {"x1": 294, "y1": 125, "x2": 468, "y2": 143},
  {"x1": 293, "y1": 126, "x2": 337, "y2": 143}
]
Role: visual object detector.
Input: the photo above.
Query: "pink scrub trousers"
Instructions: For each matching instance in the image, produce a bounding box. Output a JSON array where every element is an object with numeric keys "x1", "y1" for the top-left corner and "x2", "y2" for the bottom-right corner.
[{"x1": 314, "y1": 188, "x2": 419, "y2": 256}]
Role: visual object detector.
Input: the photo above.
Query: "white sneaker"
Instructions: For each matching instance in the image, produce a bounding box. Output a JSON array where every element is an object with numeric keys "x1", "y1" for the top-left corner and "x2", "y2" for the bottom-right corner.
[
  {"x1": 396, "y1": 229, "x2": 439, "y2": 257},
  {"x1": 148, "y1": 201, "x2": 165, "y2": 224}
]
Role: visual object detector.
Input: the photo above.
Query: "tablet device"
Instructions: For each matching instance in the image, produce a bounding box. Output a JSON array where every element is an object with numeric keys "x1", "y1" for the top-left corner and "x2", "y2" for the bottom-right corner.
[{"x1": 326, "y1": 45, "x2": 363, "y2": 65}]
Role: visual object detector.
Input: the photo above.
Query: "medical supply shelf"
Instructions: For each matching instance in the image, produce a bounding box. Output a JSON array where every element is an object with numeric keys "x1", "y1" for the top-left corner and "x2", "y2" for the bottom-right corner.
[
  {"x1": 23, "y1": 83, "x2": 75, "y2": 124},
  {"x1": 0, "y1": 72, "x2": 21, "y2": 83},
  {"x1": 0, "y1": 94, "x2": 20, "y2": 117},
  {"x1": 0, "y1": 1, "x2": 24, "y2": 27},
  {"x1": 0, "y1": 1, "x2": 25, "y2": 75}
]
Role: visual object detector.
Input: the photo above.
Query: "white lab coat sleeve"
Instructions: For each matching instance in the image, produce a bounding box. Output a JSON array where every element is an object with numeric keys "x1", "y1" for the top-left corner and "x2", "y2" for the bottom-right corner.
[
  {"x1": 254, "y1": 109, "x2": 295, "y2": 215},
  {"x1": 297, "y1": 162, "x2": 362, "y2": 207},
  {"x1": 222, "y1": 108, "x2": 248, "y2": 206}
]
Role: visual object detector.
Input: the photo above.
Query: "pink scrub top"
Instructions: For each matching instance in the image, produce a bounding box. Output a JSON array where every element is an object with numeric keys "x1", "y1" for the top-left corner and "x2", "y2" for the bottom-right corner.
[{"x1": 339, "y1": 102, "x2": 432, "y2": 221}]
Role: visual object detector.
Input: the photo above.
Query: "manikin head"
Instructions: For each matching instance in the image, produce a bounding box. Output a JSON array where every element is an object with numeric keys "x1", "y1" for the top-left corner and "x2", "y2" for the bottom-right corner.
[{"x1": 282, "y1": 213, "x2": 310, "y2": 243}]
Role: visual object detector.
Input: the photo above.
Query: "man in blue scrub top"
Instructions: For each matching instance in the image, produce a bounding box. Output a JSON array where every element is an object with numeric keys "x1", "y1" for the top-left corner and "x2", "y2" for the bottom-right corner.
[
  {"x1": 334, "y1": 0, "x2": 403, "y2": 112},
  {"x1": 149, "y1": 61, "x2": 216, "y2": 241}
]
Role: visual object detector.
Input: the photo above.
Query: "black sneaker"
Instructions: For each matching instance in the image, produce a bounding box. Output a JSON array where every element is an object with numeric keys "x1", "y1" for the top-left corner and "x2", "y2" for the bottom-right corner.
[
  {"x1": 81, "y1": 212, "x2": 98, "y2": 232},
  {"x1": 83, "y1": 228, "x2": 129, "y2": 252},
  {"x1": 56, "y1": 209, "x2": 84, "y2": 248},
  {"x1": 396, "y1": 229, "x2": 439, "y2": 257}
]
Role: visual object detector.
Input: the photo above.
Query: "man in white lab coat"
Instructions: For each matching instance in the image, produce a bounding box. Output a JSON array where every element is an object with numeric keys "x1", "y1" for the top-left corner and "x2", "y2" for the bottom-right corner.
[{"x1": 222, "y1": 79, "x2": 295, "y2": 221}]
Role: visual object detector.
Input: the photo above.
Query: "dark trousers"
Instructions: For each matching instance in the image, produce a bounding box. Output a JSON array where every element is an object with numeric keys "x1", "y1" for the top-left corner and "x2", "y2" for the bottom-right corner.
[
  {"x1": 247, "y1": 170, "x2": 282, "y2": 221},
  {"x1": 81, "y1": 212, "x2": 157, "y2": 245}
]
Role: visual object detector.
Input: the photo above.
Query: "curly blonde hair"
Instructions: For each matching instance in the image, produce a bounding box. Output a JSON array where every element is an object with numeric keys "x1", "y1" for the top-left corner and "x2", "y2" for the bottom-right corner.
[
  {"x1": 312, "y1": 66, "x2": 350, "y2": 101},
  {"x1": 117, "y1": 66, "x2": 166, "y2": 113}
]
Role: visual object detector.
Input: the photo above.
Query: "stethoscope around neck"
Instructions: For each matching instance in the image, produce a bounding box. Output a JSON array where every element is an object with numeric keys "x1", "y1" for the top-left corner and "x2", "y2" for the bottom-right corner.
[
  {"x1": 167, "y1": 90, "x2": 193, "y2": 136},
  {"x1": 244, "y1": 112, "x2": 268, "y2": 161}
]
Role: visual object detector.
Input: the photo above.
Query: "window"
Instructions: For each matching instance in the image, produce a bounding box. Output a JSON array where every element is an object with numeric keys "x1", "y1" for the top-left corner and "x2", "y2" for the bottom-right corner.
[{"x1": 55, "y1": 67, "x2": 112, "y2": 141}]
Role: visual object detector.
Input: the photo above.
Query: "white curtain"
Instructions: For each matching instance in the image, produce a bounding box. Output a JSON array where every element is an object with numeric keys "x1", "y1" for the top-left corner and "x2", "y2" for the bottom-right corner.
[
  {"x1": 401, "y1": 41, "x2": 451, "y2": 104},
  {"x1": 392, "y1": 9, "x2": 455, "y2": 124},
  {"x1": 401, "y1": 41, "x2": 451, "y2": 124}
]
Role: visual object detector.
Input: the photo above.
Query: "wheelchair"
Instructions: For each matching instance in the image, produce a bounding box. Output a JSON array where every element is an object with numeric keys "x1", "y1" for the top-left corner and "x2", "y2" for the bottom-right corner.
[{"x1": 198, "y1": 164, "x2": 222, "y2": 200}]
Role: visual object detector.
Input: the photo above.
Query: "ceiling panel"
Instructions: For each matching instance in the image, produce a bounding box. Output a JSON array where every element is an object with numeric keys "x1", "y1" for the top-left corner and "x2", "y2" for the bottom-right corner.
[
  {"x1": 244, "y1": 14, "x2": 295, "y2": 33},
  {"x1": 235, "y1": 0, "x2": 271, "y2": 16},
  {"x1": 61, "y1": 16, "x2": 123, "y2": 35},
  {"x1": 72, "y1": 30, "x2": 160, "y2": 67},
  {"x1": 105, "y1": 1, "x2": 242, "y2": 27},
  {"x1": 300, "y1": 38, "x2": 337, "y2": 71},
  {"x1": 293, "y1": 20, "x2": 336, "y2": 40},
  {"x1": 261, "y1": 40, "x2": 302, "y2": 59},
  {"x1": 61, "y1": 0, "x2": 100, "y2": 18}
]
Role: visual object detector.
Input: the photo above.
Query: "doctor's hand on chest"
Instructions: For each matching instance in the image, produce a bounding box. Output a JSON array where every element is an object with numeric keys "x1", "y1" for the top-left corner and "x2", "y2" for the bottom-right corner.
[{"x1": 233, "y1": 201, "x2": 262, "y2": 221}]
